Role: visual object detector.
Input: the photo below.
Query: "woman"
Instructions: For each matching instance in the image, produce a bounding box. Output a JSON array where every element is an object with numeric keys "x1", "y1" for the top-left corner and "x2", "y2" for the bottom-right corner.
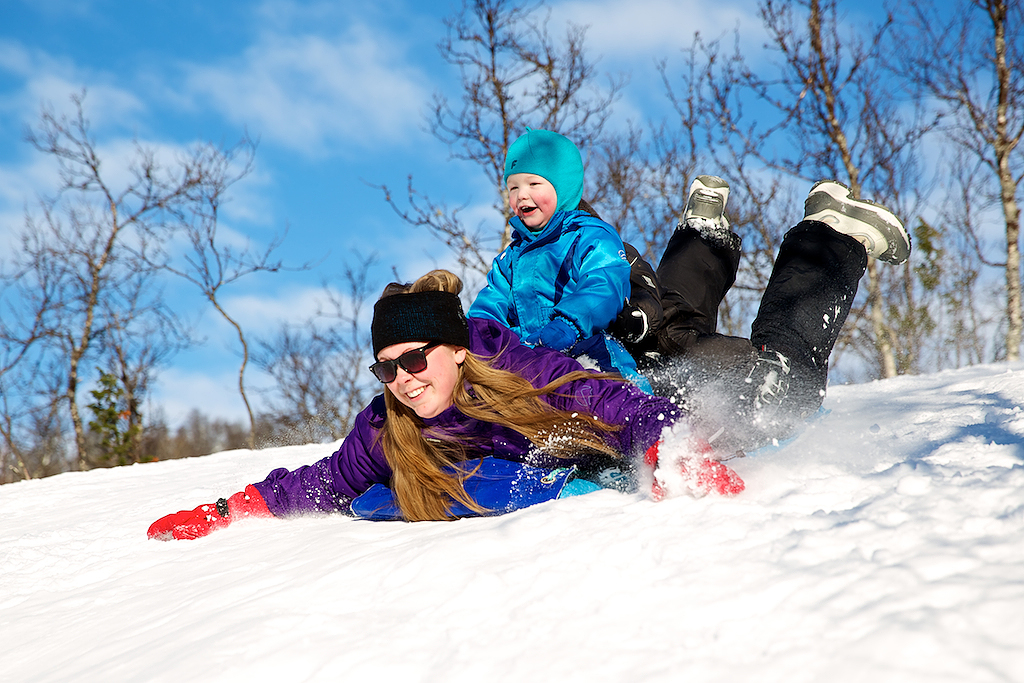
[{"x1": 148, "y1": 270, "x2": 685, "y2": 539}]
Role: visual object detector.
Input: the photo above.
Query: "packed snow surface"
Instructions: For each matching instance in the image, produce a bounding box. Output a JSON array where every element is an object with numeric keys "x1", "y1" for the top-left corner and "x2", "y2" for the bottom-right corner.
[{"x1": 3, "y1": 363, "x2": 1023, "y2": 682}]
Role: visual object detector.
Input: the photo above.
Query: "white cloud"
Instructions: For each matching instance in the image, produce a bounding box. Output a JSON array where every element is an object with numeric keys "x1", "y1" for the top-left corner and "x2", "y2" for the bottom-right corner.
[
  {"x1": 0, "y1": 41, "x2": 156, "y2": 260},
  {"x1": 0, "y1": 41, "x2": 147, "y2": 131},
  {"x1": 549, "y1": 0, "x2": 763, "y2": 61},
  {"x1": 225, "y1": 283, "x2": 331, "y2": 332},
  {"x1": 0, "y1": 148, "x2": 56, "y2": 208},
  {"x1": 0, "y1": 39, "x2": 38, "y2": 79},
  {"x1": 182, "y1": 24, "x2": 431, "y2": 156},
  {"x1": 149, "y1": 365, "x2": 256, "y2": 428},
  {"x1": 26, "y1": 77, "x2": 146, "y2": 131}
]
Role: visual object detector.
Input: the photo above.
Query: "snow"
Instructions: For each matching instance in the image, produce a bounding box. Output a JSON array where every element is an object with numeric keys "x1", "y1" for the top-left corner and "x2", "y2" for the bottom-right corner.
[{"x1": 3, "y1": 363, "x2": 1024, "y2": 682}]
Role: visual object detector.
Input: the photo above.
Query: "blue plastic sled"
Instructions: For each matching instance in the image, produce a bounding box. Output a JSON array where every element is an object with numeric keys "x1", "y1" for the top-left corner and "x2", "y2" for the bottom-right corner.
[{"x1": 350, "y1": 456, "x2": 584, "y2": 521}]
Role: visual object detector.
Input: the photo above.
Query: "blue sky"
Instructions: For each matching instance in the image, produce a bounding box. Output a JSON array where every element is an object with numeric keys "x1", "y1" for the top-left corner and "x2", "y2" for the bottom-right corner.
[{"x1": 1, "y1": 0, "x2": 901, "y2": 428}]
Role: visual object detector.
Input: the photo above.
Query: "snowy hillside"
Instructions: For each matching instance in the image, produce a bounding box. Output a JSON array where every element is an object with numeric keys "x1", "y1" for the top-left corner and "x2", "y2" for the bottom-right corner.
[{"x1": 2, "y1": 363, "x2": 1023, "y2": 683}]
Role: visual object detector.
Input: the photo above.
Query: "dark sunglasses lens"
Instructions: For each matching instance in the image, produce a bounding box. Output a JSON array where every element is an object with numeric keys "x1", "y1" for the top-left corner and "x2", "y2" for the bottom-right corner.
[
  {"x1": 399, "y1": 349, "x2": 429, "y2": 374},
  {"x1": 369, "y1": 346, "x2": 433, "y2": 383},
  {"x1": 369, "y1": 361, "x2": 397, "y2": 383}
]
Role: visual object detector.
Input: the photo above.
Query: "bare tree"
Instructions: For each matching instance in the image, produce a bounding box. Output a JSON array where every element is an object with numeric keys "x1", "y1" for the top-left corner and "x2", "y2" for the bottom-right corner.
[
  {"x1": 168, "y1": 409, "x2": 248, "y2": 459},
  {"x1": 254, "y1": 257, "x2": 378, "y2": 445},
  {"x1": 12, "y1": 93, "x2": 218, "y2": 469},
  {"x1": 0, "y1": 91, "x2": 282, "y2": 479},
  {"x1": 145, "y1": 136, "x2": 294, "y2": 448},
  {"x1": 378, "y1": 0, "x2": 623, "y2": 279},
  {"x1": 897, "y1": 0, "x2": 1024, "y2": 361},
  {"x1": 0, "y1": 253, "x2": 57, "y2": 480},
  {"x1": 935, "y1": 158, "x2": 1002, "y2": 366},
  {"x1": 651, "y1": 35, "x2": 803, "y2": 334},
  {"x1": 756, "y1": 0, "x2": 934, "y2": 378},
  {"x1": 0, "y1": 341, "x2": 74, "y2": 481},
  {"x1": 0, "y1": 370, "x2": 40, "y2": 481},
  {"x1": 89, "y1": 272, "x2": 190, "y2": 465}
]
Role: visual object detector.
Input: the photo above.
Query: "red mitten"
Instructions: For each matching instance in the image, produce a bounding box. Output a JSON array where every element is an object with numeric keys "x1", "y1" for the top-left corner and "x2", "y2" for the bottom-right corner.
[
  {"x1": 147, "y1": 485, "x2": 272, "y2": 541},
  {"x1": 644, "y1": 439, "x2": 745, "y2": 500},
  {"x1": 682, "y1": 457, "x2": 745, "y2": 496},
  {"x1": 644, "y1": 441, "x2": 667, "y2": 501}
]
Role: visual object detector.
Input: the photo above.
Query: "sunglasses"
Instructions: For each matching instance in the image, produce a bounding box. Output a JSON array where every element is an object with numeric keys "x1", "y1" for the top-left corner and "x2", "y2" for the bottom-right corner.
[{"x1": 369, "y1": 342, "x2": 442, "y2": 384}]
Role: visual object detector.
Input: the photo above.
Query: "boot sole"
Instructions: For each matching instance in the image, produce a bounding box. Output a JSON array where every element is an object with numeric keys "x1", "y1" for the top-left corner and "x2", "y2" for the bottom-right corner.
[
  {"x1": 804, "y1": 180, "x2": 911, "y2": 264},
  {"x1": 682, "y1": 176, "x2": 730, "y2": 228}
]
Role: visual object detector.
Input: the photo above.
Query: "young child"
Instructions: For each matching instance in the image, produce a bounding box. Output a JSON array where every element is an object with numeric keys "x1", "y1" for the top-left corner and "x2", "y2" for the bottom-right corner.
[{"x1": 467, "y1": 128, "x2": 644, "y2": 385}]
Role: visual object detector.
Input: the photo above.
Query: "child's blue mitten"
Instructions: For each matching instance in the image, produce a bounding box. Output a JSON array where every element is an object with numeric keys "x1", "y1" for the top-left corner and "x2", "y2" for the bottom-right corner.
[{"x1": 538, "y1": 317, "x2": 579, "y2": 352}]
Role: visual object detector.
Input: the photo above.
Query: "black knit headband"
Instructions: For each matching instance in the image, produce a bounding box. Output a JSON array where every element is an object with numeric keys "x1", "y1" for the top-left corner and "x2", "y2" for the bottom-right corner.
[{"x1": 371, "y1": 290, "x2": 471, "y2": 356}]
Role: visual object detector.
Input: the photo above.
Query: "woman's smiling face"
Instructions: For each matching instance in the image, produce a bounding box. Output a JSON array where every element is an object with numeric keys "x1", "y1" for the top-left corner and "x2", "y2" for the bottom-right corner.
[{"x1": 378, "y1": 341, "x2": 467, "y2": 418}]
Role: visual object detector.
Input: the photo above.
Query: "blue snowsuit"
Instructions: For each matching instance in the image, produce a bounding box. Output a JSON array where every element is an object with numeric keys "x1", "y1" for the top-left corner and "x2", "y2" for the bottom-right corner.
[{"x1": 468, "y1": 209, "x2": 646, "y2": 385}]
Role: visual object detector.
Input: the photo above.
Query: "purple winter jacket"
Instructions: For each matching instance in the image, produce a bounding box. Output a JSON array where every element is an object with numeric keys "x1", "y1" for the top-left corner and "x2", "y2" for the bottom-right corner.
[{"x1": 251, "y1": 318, "x2": 678, "y2": 517}]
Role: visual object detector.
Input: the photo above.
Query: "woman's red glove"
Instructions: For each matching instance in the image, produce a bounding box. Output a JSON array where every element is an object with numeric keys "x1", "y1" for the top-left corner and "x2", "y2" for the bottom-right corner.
[
  {"x1": 644, "y1": 440, "x2": 745, "y2": 501},
  {"x1": 147, "y1": 485, "x2": 272, "y2": 541}
]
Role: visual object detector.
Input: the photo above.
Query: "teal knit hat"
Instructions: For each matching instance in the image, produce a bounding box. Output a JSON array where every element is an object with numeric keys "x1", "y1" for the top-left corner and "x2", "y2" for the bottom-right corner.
[{"x1": 503, "y1": 128, "x2": 584, "y2": 212}]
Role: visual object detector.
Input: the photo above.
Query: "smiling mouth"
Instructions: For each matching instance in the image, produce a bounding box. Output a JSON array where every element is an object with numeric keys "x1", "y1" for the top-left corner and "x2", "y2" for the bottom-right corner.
[{"x1": 407, "y1": 386, "x2": 426, "y2": 400}]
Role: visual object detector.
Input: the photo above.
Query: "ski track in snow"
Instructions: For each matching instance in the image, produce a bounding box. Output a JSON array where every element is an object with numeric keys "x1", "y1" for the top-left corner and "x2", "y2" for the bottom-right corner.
[{"x1": 2, "y1": 363, "x2": 1023, "y2": 682}]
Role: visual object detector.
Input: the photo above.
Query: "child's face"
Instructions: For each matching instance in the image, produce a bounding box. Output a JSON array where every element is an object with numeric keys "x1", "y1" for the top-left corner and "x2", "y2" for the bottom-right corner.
[{"x1": 506, "y1": 173, "x2": 558, "y2": 231}]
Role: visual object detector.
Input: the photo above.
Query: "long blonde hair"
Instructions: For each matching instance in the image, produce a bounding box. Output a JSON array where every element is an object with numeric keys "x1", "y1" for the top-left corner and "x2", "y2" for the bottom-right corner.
[{"x1": 378, "y1": 270, "x2": 621, "y2": 521}]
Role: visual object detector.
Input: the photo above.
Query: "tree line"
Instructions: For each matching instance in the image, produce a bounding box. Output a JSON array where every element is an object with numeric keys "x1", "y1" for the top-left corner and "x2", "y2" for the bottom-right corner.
[{"x1": 1, "y1": 0, "x2": 1021, "y2": 483}]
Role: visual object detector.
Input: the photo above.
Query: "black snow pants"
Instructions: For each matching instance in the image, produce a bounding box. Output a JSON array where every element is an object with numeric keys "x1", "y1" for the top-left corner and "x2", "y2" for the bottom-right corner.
[{"x1": 641, "y1": 220, "x2": 867, "y2": 453}]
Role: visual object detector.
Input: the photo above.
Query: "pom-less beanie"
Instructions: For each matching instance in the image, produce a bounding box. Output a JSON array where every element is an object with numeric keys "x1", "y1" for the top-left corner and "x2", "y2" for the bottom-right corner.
[
  {"x1": 371, "y1": 291, "x2": 471, "y2": 356},
  {"x1": 503, "y1": 128, "x2": 584, "y2": 213}
]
